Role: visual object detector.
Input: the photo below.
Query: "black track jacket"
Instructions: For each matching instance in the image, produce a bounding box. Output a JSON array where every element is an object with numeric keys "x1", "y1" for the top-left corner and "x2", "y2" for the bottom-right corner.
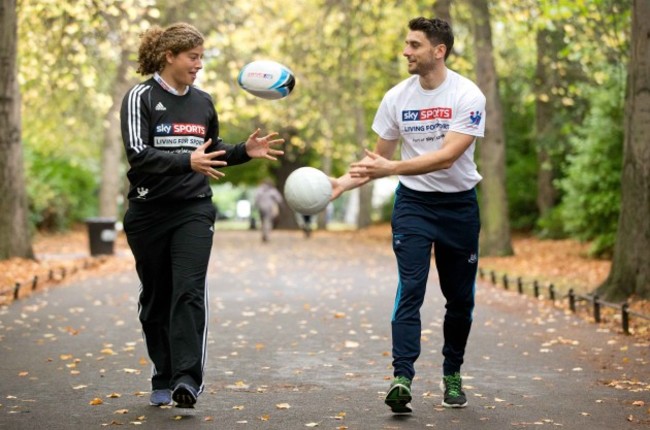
[{"x1": 120, "y1": 78, "x2": 251, "y2": 204}]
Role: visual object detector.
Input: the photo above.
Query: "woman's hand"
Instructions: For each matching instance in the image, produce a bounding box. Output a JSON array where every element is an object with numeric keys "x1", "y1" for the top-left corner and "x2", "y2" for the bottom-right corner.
[
  {"x1": 191, "y1": 139, "x2": 227, "y2": 180},
  {"x1": 245, "y1": 129, "x2": 285, "y2": 160}
]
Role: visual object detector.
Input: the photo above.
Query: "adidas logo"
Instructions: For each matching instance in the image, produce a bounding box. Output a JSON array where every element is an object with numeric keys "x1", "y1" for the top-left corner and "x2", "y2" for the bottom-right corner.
[{"x1": 155, "y1": 102, "x2": 167, "y2": 111}]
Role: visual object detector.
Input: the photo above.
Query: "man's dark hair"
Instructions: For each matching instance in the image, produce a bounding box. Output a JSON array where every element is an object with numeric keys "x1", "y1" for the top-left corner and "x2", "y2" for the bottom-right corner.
[{"x1": 408, "y1": 17, "x2": 454, "y2": 60}]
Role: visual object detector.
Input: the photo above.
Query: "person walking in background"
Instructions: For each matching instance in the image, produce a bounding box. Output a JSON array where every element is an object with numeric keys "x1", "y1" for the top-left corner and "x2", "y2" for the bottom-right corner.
[
  {"x1": 330, "y1": 17, "x2": 485, "y2": 413},
  {"x1": 301, "y1": 214, "x2": 312, "y2": 238},
  {"x1": 120, "y1": 22, "x2": 283, "y2": 409},
  {"x1": 254, "y1": 179, "x2": 283, "y2": 242}
]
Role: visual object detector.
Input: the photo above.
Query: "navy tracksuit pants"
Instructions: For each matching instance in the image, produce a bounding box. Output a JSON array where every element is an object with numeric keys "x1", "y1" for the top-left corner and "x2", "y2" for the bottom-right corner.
[
  {"x1": 390, "y1": 183, "x2": 480, "y2": 379},
  {"x1": 123, "y1": 198, "x2": 216, "y2": 394}
]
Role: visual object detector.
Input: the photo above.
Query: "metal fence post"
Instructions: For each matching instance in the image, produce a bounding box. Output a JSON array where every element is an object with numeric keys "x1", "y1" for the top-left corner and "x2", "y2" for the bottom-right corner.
[
  {"x1": 478, "y1": 268, "x2": 485, "y2": 280},
  {"x1": 490, "y1": 271, "x2": 496, "y2": 285},
  {"x1": 622, "y1": 303, "x2": 630, "y2": 334},
  {"x1": 14, "y1": 282, "x2": 21, "y2": 300},
  {"x1": 32, "y1": 276, "x2": 38, "y2": 291},
  {"x1": 517, "y1": 277, "x2": 524, "y2": 294},
  {"x1": 549, "y1": 283, "x2": 555, "y2": 301},
  {"x1": 502, "y1": 274, "x2": 509, "y2": 290},
  {"x1": 568, "y1": 289, "x2": 576, "y2": 312},
  {"x1": 593, "y1": 295, "x2": 601, "y2": 323},
  {"x1": 533, "y1": 280, "x2": 540, "y2": 298}
]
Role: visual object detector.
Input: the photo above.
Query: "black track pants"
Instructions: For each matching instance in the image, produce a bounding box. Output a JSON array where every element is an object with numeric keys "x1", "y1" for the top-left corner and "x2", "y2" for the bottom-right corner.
[{"x1": 124, "y1": 198, "x2": 216, "y2": 394}]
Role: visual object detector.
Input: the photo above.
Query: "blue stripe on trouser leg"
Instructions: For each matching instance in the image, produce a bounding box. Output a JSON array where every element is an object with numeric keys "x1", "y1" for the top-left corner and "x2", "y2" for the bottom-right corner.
[{"x1": 391, "y1": 232, "x2": 433, "y2": 380}]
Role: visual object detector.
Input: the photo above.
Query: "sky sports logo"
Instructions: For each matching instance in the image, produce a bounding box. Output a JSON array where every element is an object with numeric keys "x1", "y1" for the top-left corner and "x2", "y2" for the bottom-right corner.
[
  {"x1": 155, "y1": 123, "x2": 206, "y2": 136},
  {"x1": 402, "y1": 107, "x2": 452, "y2": 121}
]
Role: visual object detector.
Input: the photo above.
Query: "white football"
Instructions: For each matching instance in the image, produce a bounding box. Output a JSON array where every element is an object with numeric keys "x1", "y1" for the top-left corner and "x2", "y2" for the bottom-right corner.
[
  {"x1": 237, "y1": 60, "x2": 295, "y2": 100},
  {"x1": 283, "y1": 167, "x2": 332, "y2": 216}
]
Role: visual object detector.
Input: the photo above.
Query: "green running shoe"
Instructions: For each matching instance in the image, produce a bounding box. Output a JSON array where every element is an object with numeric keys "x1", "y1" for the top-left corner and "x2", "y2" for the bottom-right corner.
[
  {"x1": 440, "y1": 372, "x2": 468, "y2": 408},
  {"x1": 384, "y1": 376, "x2": 413, "y2": 413}
]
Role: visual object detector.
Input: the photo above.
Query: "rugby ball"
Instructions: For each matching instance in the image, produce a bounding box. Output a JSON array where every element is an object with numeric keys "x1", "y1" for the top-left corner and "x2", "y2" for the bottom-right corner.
[
  {"x1": 237, "y1": 60, "x2": 295, "y2": 100},
  {"x1": 283, "y1": 167, "x2": 332, "y2": 216}
]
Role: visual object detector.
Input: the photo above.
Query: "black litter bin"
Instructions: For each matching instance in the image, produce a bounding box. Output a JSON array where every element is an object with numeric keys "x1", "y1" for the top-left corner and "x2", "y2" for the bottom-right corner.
[{"x1": 86, "y1": 217, "x2": 117, "y2": 256}]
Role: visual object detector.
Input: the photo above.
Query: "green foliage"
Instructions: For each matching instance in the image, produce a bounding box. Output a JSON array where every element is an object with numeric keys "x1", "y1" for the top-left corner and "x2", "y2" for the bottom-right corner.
[
  {"x1": 25, "y1": 148, "x2": 98, "y2": 231},
  {"x1": 536, "y1": 205, "x2": 568, "y2": 239},
  {"x1": 557, "y1": 76, "x2": 624, "y2": 257},
  {"x1": 500, "y1": 64, "x2": 538, "y2": 231},
  {"x1": 13, "y1": 0, "x2": 632, "y2": 241}
]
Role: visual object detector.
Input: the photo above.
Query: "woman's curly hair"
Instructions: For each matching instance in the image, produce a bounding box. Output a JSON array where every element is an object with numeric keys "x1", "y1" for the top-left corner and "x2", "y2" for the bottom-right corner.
[{"x1": 136, "y1": 23, "x2": 204, "y2": 75}]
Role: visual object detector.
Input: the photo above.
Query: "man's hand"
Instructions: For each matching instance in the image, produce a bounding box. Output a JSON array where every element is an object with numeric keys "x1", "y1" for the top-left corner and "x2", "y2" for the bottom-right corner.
[
  {"x1": 329, "y1": 177, "x2": 345, "y2": 201},
  {"x1": 245, "y1": 129, "x2": 285, "y2": 160},
  {"x1": 349, "y1": 149, "x2": 397, "y2": 179},
  {"x1": 191, "y1": 139, "x2": 228, "y2": 180}
]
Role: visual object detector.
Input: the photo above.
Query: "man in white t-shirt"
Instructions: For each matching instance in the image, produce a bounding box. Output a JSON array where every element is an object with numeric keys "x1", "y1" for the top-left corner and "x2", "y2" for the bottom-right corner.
[{"x1": 331, "y1": 17, "x2": 485, "y2": 413}]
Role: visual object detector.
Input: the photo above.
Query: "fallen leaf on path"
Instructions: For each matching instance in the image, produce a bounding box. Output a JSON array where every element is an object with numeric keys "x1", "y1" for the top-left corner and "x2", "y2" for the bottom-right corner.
[
  {"x1": 106, "y1": 393, "x2": 121, "y2": 398},
  {"x1": 89, "y1": 398, "x2": 104, "y2": 405},
  {"x1": 276, "y1": 403, "x2": 291, "y2": 409},
  {"x1": 114, "y1": 409, "x2": 128, "y2": 414}
]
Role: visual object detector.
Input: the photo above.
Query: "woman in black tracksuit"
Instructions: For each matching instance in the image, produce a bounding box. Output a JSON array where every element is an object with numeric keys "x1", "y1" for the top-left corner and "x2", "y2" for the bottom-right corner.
[{"x1": 120, "y1": 22, "x2": 283, "y2": 408}]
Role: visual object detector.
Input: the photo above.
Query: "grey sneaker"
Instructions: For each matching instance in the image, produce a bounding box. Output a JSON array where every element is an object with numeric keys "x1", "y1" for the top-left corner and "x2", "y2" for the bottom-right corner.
[
  {"x1": 149, "y1": 389, "x2": 172, "y2": 406},
  {"x1": 384, "y1": 376, "x2": 413, "y2": 413},
  {"x1": 440, "y1": 373, "x2": 468, "y2": 408},
  {"x1": 172, "y1": 383, "x2": 198, "y2": 408}
]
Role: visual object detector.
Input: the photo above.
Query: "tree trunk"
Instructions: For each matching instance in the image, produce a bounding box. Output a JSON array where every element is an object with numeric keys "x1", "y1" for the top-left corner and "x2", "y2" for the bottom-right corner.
[
  {"x1": 469, "y1": 0, "x2": 513, "y2": 256},
  {"x1": 272, "y1": 128, "x2": 302, "y2": 230},
  {"x1": 600, "y1": 0, "x2": 650, "y2": 300},
  {"x1": 0, "y1": 0, "x2": 34, "y2": 260},
  {"x1": 433, "y1": 0, "x2": 452, "y2": 24},
  {"x1": 99, "y1": 48, "x2": 134, "y2": 218},
  {"x1": 535, "y1": 28, "x2": 563, "y2": 217}
]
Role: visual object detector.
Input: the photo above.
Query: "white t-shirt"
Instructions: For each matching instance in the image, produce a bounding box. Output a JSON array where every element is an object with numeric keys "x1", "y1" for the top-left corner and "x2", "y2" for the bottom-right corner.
[{"x1": 372, "y1": 69, "x2": 486, "y2": 192}]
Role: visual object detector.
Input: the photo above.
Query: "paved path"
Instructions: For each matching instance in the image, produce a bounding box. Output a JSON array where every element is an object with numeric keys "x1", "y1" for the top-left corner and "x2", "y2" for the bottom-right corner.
[{"x1": 0, "y1": 230, "x2": 648, "y2": 429}]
